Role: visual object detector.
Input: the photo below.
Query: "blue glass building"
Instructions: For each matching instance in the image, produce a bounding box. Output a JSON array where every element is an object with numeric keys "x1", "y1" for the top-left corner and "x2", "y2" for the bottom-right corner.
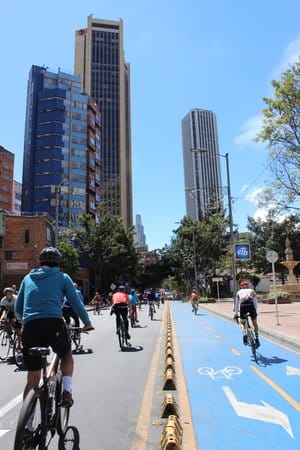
[{"x1": 22, "y1": 65, "x2": 88, "y2": 229}]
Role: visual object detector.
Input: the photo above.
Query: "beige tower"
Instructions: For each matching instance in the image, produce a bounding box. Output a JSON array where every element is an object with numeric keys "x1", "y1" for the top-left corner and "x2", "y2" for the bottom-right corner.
[{"x1": 75, "y1": 16, "x2": 132, "y2": 229}]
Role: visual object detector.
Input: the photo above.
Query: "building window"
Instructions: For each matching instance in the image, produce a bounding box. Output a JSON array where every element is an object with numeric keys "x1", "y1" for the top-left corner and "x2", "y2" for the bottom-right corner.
[
  {"x1": 5, "y1": 251, "x2": 12, "y2": 260},
  {"x1": 0, "y1": 237, "x2": 2, "y2": 248},
  {"x1": 24, "y1": 229, "x2": 30, "y2": 244}
]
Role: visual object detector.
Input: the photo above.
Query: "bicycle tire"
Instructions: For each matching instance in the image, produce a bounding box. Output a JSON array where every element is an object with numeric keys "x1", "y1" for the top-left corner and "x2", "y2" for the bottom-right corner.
[
  {"x1": 0, "y1": 329, "x2": 11, "y2": 361},
  {"x1": 55, "y1": 373, "x2": 70, "y2": 436},
  {"x1": 118, "y1": 318, "x2": 125, "y2": 350},
  {"x1": 247, "y1": 330, "x2": 257, "y2": 362},
  {"x1": 13, "y1": 335, "x2": 24, "y2": 369},
  {"x1": 150, "y1": 306, "x2": 154, "y2": 320},
  {"x1": 130, "y1": 311, "x2": 135, "y2": 328},
  {"x1": 14, "y1": 388, "x2": 46, "y2": 450},
  {"x1": 73, "y1": 332, "x2": 81, "y2": 352}
]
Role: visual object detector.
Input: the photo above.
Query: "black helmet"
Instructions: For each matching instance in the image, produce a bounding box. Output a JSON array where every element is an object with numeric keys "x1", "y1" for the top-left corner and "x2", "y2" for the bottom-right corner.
[
  {"x1": 118, "y1": 285, "x2": 125, "y2": 291},
  {"x1": 39, "y1": 247, "x2": 61, "y2": 266}
]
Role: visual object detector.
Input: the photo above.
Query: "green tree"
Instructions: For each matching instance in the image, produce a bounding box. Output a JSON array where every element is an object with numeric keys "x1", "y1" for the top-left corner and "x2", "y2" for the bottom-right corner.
[
  {"x1": 256, "y1": 58, "x2": 300, "y2": 211},
  {"x1": 57, "y1": 241, "x2": 80, "y2": 280},
  {"x1": 64, "y1": 212, "x2": 140, "y2": 294},
  {"x1": 164, "y1": 215, "x2": 228, "y2": 295},
  {"x1": 247, "y1": 213, "x2": 300, "y2": 276}
]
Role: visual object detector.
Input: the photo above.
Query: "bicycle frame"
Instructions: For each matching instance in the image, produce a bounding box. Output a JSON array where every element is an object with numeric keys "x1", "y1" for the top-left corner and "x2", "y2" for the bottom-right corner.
[{"x1": 238, "y1": 314, "x2": 257, "y2": 362}]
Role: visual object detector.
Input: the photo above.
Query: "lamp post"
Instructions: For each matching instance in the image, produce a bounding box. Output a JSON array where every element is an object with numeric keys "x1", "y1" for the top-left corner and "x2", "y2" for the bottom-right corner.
[
  {"x1": 54, "y1": 179, "x2": 66, "y2": 245},
  {"x1": 190, "y1": 148, "x2": 237, "y2": 297}
]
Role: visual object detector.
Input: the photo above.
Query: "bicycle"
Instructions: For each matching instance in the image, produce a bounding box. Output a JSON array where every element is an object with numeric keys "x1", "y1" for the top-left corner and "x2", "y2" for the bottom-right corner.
[
  {"x1": 93, "y1": 302, "x2": 101, "y2": 315},
  {"x1": 191, "y1": 302, "x2": 198, "y2": 315},
  {"x1": 149, "y1": 303, "x2": 155, "y2": 320},
  {"x1": 68, "y1": 326, "x2": 82, "y2": 353},
  {"x1": 236, "y1": 313, "x2": 258, "y2": 363},
  {"x1": 14, "y1": 346, "x2": 70, "y2": 449},
  {"x1": 0, "y1": 320, "x2": 23, "y2": 367}
]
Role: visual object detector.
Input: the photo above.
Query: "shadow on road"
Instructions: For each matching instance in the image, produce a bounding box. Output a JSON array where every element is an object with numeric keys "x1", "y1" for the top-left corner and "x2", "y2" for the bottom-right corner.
[
  {"x1": 256, "y1": 354, "x2": 288, "y2": 367},
  {"x1": 121, "y1": 345, "x2": 143, "y2": 352}
]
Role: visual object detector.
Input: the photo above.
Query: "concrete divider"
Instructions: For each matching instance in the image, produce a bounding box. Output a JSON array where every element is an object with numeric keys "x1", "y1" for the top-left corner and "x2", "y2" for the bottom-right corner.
[
  {"x1": 160, "y1": 415, "x2": 183, "y2": 450},
  {"x1": 161, "y1": 394, "x2": 179, "y2": 418}
]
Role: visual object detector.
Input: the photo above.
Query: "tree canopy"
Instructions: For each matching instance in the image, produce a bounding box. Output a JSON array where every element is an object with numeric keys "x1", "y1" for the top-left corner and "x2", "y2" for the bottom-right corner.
[{"x1": 256, "y1": 58, "x2": 300, "y2": 211}]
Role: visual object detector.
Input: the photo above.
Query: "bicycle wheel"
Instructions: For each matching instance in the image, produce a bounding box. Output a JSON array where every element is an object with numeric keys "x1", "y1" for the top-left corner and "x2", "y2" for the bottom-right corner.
[
  {"x1": 55, "y1": 373, "x2": 70, "y2": 436},
  {"x1": 150, "y1": 306, "x2": 154, "y2": 320},
  {"x1": 73, "y1": 332, "x2": 81, "y2": 352},
  {"x1": 13, "y1": 335, "x2": 24, "y2": 369},
  {"x1": 247, "y1": 330, "x2": 257, "y2": 362},
  {"x1": 14, "y1": 388, "x2": 46, "y2": 450},
  {"x1": 130, "y1": 311, "x2": 135, "y2": 328},
  {"x1": 118, "y1": 319, "x2": 125, "y2": 350},
  {"x1": 0, "y1": 329, "x2": 11, "y2": 361}
]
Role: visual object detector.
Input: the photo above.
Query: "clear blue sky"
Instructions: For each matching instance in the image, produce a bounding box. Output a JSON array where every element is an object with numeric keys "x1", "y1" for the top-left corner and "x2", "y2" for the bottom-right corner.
[{"x1": 1, "y1": 1, "x2": 300, "y2": 250}]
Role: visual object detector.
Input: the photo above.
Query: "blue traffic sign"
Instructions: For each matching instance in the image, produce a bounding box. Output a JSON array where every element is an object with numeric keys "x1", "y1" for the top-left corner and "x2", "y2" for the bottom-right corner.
[{"x1": 235, "y1": 243, "x2": 251, "y2": 260}]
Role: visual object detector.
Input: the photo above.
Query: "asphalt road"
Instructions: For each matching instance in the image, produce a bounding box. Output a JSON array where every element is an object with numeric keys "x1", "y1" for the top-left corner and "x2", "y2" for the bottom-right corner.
[{"x1": 2, "y1": 301, "x2": 300, "y2": 450}]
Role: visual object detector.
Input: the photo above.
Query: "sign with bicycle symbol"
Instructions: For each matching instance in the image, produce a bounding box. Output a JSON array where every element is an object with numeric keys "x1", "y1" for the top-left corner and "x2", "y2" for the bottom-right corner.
[
  {"x1": 197, "y1": 366, "x2": 243, "y2": 381},
  {"x1": 234, "y1": 243, "x2": 251, "y2": 260}
]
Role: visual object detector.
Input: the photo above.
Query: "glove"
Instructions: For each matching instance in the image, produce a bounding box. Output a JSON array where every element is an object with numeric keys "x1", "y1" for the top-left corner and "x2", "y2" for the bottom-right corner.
[{"x1": 110, "y1": 308, "x2": 114, "y2": 316}]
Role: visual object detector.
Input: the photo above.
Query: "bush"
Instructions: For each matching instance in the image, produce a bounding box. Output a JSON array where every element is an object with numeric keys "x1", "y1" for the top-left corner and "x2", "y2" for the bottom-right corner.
[{"x1": 267, "y1": 290, "x2": 290, "y2": 300}]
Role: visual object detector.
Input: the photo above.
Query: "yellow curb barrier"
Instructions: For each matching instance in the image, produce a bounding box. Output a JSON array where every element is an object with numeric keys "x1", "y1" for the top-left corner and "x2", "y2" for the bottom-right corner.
[
  {"x1": 165, "y1": 356, "x2": 175, "y2": 371},
  {"x1": 163, "y1": 368, "x2": 177, "y2": 390},
  {"x1": 160, "y1": 415, "x2": 183, "y2": 450},
  {"x1": 161, "y1": 394, "x2": 179, "y2": 418}
]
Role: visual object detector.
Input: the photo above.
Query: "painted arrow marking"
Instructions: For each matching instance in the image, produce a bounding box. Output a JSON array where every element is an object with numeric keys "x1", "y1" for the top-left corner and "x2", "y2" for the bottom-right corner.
[
  {"x1": 286, "y1": 365, "x2": 300, "y2": 376},
  {"x1": 0, "y1": 430, "x2": 9, "y2": 438},
  {"x1": 0, "y1": 393, "x2": 23, "y2": 441},
  {"x1": 223, "y1": 386, "x2": 293, "y2": 438}
]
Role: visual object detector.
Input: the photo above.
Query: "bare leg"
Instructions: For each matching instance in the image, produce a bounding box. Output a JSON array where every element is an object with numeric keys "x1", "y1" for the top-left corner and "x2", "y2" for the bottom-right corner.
[{"x1": 24, "y1": 370, "x2": 41, "y2": 399}]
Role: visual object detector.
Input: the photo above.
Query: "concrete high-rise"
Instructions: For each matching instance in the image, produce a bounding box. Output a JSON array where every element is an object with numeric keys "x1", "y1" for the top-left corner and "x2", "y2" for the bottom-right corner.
[
  {"x1": 134, "y1": 214, "x2": 146, "y2": 248},
  {"x1": 0, "y1": 146, "x2": 14, "y2": 212},
  {"x1": 182, "y1": 108, "x2": 224, "y2": 220},
  {"x1": 21, "y1": 65, "x2": 89, "y2": 229},
  {"x1": 74, "y1": 16, "x2": 133, "y2": 229}
]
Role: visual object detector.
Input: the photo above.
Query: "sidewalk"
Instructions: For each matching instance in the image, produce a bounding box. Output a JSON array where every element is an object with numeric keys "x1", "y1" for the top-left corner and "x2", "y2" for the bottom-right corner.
[{"x1": 199, "y1": 299, "x2": 300, "y2": 352}]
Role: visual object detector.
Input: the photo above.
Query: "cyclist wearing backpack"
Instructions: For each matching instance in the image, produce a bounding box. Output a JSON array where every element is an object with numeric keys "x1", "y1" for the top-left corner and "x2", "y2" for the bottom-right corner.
[{"x1": 234, "y1": 281, "x2": 260, "y2": 348}]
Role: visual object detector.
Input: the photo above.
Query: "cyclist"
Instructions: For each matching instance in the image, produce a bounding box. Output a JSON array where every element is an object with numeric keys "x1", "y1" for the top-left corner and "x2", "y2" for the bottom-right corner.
[
  {"x1": 147, "y1": 288, "x2": 156, "y2": 316},
  {"x1": 92, "y1": 291, "x2": 102, "y2": 311},
  {"x1": 190, "y1": 289, "x2": 199, "y2": 313},
  {"x1": 62, "y1": 283, "x2": 84, "y2": 328},
  {"x1": 129, "y1": 289, "x2": 139, "y2": 324},
  {"x1": 110, "y1": 285, "x2": 130, "y2": 339},
  {"x1": 0, "y1": 287, "x2": 22, "y2": 334},
  {"x1": 234, "y1": 281, "x2": 260, "y2": 348},
  {"x1": 15, "y1": 247, "x2": 94, "y2": 406}
]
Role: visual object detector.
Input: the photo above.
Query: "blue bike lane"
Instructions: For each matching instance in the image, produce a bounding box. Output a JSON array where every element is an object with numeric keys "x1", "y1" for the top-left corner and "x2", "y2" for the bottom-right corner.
[{"x1": 171, "y1": 302, "x2": 300, "y2": 449}]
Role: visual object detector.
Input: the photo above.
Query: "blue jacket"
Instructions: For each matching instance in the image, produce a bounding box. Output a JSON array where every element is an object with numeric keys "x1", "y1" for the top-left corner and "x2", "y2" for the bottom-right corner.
[{"x1": 15, "y1": 267, "x2": 91, "y2": 326}]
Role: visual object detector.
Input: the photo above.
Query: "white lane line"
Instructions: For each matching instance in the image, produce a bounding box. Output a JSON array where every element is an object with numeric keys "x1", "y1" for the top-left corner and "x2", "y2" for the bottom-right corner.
[{"x1": 0, "y1": 393, "x2": 23, "y2": 419}]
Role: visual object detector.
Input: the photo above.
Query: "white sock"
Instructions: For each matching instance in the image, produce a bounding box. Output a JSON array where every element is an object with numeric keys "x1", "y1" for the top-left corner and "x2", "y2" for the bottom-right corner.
[{"x1": 62, "y1": 376, "x2": 72, "y2": 393}]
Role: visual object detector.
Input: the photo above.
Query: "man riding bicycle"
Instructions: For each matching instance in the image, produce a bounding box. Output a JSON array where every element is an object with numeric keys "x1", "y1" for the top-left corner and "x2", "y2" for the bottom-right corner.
[
  {"x1": 111, "y1": 285, "x2": 130, "y2": 339},
  {"x1": 15, "y1": 247, "x2": 94, "y2": 407},
  {"x1": 129, "y1": 289, "x2": 139, "y2": 325},
  {"x1": 234, "y1": 281, "x2": 260, "y2": 348},
  {"x1": 190, "y1": 289, "x2": 199, "y2": 312},
  {"x1": 0, "y1": 287, "x2": 22, "y2": 334}
]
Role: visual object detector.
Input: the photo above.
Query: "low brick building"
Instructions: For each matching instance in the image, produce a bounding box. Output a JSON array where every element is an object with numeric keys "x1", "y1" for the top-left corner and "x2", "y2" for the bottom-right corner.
[{"x1": 0, "y1": 211, "x2": 54, "y2": 290}]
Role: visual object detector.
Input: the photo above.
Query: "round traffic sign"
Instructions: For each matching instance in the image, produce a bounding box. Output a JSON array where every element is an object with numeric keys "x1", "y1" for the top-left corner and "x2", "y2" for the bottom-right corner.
[{"x1": 266, "y1": 250, "x2": 279, "y2": 263}]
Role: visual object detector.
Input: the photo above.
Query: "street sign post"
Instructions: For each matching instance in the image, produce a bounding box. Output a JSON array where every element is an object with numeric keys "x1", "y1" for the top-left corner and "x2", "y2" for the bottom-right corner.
[
  {"x1": 266, "y1": 250, "x2": 280, "y2": 325},
  {"x1": 234, "y1": 243, "x2": 251, "y2": 260}
]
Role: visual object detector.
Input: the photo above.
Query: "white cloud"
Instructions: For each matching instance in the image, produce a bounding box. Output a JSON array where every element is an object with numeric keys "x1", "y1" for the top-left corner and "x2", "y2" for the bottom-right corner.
[
  {"x1": 272, "y1": 33, "x2": 300, "y2": 78},
  {"x1": 245, "y1": 186, "x2": 264, "y2": 205},
  {"x1": 240, "y1": 184, "x2": 249, "y2": 193},
  {"x1": 235, "y1": 34, "x2": 300, "y2": 148},
  {"x1": 234, "y1": 114, "x2": 264, "y2": 147}
]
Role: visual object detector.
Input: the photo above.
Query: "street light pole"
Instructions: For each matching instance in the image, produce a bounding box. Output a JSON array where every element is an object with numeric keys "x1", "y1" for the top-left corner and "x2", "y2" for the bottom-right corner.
[{"x1": 190, "y1": 148, "x2": 237, "y2": 297}]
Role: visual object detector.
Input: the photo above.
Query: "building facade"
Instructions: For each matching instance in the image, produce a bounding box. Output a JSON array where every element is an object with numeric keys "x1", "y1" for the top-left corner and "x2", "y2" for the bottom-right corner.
[
  {"x1": 0, "y1": 146, "x2": 14, "y2": 212},
  {"x1": 13, "y1": 181, "x2": 22, "y2": 215},
  {"x1": 0, "y1": 212, "x2": 53, "y2": 289},
  {"x1": 134, "y1": 214, "x2": 146, "y2": 248},
  {"x1": 182, "y1": 109, "x2": 223, "y2": 220},
  {"x1": 21, "y1": 65, "x2": 89, "y2": 231},
  {"x1": 74, "y1": 16, "x2": 133, "y2": 229}
]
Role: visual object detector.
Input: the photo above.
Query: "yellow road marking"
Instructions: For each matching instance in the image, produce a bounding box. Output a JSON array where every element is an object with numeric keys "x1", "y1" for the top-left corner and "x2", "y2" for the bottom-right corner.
[
  {"x1": 131, "y1": 308, "x2": 165, "y2": 450},
  {"x1": 250, "y1": 365, "x2": 300, "y2": 412},
  {"x1": 231, "y1": 348, "x2": 240, "y2": 355}
]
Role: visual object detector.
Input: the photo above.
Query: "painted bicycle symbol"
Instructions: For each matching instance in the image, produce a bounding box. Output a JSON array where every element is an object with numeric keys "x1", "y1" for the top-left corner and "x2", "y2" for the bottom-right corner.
[{"x1": 197, "y1": 366, "x2": 242, "y2": 381}]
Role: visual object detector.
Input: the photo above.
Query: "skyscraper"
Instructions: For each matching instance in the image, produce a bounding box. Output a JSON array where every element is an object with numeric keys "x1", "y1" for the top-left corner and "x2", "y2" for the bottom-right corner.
[
  {"x1": 134, "y1": 214, "x2": 146, "y2": 248},
  {"x1": 21, "y1": 65, "x2": 89, "y2": 230},
  {"x1": 0, "y1": 146, "x2": 14, "y2": 212},
  {"x1": 182, "y1": 108, "x2": 224, "y2": 220},
  {"x1": 74, "y1": 16, "x2": 133, "y2": 229}
]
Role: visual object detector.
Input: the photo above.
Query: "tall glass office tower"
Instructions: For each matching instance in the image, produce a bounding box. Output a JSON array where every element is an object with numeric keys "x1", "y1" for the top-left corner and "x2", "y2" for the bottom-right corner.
[
  {"x1": 22, "y1": 65, "x2": 88, "y2": 229},
  {"x1": 74, "y1": 16, "x2": 132, "y2": 229},
  {"x1": 182, "y1": 108, "x2": 224, "y2": 220}
]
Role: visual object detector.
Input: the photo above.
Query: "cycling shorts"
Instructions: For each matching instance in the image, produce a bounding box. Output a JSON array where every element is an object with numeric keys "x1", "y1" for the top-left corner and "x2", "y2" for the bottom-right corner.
[
  {"x1": 240, "y1": 302, "x2": 257, "y2": 321},
  {"x1": 22, "y1": 318, "x2": 70, "y2": 371}
]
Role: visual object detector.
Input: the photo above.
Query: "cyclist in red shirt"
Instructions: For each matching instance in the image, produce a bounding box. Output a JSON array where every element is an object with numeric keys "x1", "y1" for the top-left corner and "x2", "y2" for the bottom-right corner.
[{"x1": 110, "y1": 286, "x2": 130, "y2": 339}]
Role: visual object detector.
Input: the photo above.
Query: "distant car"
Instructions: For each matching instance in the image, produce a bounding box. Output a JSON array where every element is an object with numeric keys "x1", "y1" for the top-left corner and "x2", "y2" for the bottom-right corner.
[{"x1": 165, "y1": 292, "x2": 174, "y2": 300}]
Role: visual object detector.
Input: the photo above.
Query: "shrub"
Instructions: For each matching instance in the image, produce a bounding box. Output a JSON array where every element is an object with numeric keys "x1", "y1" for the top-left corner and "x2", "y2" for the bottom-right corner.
[{"x1": 267, "y1": 290, "x2": 290, "y2": 300}]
